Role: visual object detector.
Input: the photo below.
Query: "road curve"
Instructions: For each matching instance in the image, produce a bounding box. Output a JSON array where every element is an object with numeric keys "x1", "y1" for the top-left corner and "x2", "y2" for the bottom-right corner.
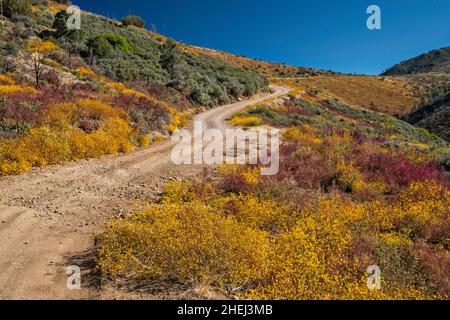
[{"x1": 0, "y1": 85, "x2": 290, "y2": 299}]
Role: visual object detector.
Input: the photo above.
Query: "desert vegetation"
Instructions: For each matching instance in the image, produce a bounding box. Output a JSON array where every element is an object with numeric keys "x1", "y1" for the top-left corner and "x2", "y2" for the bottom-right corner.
[
  {"x1": 1, "y1": 0, "x2": 448, "y2": 301},
  {"x1": 382, "y1": 46, "x2": 450, "y2": 75},
  {"x1": 98, "y1": 81, "x2": 449, "y2": 300},
  {"x1": 0, "y1": 1, "x2": 268, "y2": 175}
]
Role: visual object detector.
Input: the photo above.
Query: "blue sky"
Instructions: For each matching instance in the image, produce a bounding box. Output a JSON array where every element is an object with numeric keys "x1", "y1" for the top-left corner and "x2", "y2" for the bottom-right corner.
[{"x1": 74, "y1": 0, "x2": 450, "y2": 75}]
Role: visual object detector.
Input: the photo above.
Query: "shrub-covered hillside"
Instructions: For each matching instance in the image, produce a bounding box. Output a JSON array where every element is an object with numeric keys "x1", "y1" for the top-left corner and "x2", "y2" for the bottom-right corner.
[
  {"x1": 382, "y1": 46, "x2": 450, "y2": 76},
  {"x1": 406, "y1": 92, "x2": 450, "y2": 142},
  {"x1": 99, "y1": 78, "x2": 450, "y2": 300},
  {"x1": 292, "y1": 75, "x2": 420, "y2": 117},
  {"x1": 0, "y1": 0, "x2": 269, "y2": 175}
]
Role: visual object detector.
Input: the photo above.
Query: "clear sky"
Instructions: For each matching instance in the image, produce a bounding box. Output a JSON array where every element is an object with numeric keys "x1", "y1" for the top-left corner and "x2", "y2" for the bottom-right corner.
[{"x1": 73, "y1": 0, "x2": 450, "y2": 75}]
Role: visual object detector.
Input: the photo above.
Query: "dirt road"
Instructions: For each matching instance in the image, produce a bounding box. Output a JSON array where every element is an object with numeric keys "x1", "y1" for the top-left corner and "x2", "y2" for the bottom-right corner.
[{"x1": 0, "y1": 85, "x2": 290, "y2": 300}]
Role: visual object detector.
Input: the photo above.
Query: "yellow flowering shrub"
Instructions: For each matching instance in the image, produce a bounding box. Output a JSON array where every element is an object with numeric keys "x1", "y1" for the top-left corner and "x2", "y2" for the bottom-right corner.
[
  {"x1": 138, "y1": 134, "x2": 151, "y2": 147},
  {"x1": 44, "y1": 103, "x2": 78, "y2": 129},
  {"x1": 26, "y1": 39, "x2": 58, "y2": 54},
  {"x1": 106, "y1": 81, "x2": 148, "y2": 98},
  {"x1": 121, "y1": 88, "x2": 147, "y2": 98},
  {"x1": 240, "y1": 167, "x2": 260, "y2": 185},
  {"x1": 230, "y1": 115, "x2": 262, "y2": 127},
  {"x1": 217, "y1": 164, "x2": 239, "y2": 176},
  {"x1": 397, "y1": 180, "x2": 449, "y2": 231},
  {"x1": 248, "y1": 197, "x2": 359, "y2": 299},
  {"x1": 0, "y1": 127, "x2": 71, "y2": 175},
  {"x1": 0, "y1": 99, "x2": 136, "y2": 175},
  {"x1": 76, "y1": 66, "x2": 98, "y2": 78},
  {"x1": 283, "y1": 127, "x2": 322, "y2": 145},
  {"x1": 218, "y1": 164, "x2": 260, "y2": 185},
  {"x1": 98, "y1": 176, "x2": 448, "y2": 299},
  {"x1": 78, "y1": 99, "x2": 125, "y2": 120},
  {"x1": 323, "y1": 132, "x2": 353, "y2": 158},
  {"x1": 161, "y1": 180, "x2": 195, "y2": 204},
  {"x1": 105, "y1": 81, "x2": 128, "y2": 93},
  {"x1": 0, "y1": 74, "x2": 15, "y2": 85},
  {"x1": 335, "y1": 160, "x2": 365, "y2": 193},
  {"x1": 379, "y1": 232, "x2": 413, "y2": 247},
  {"x1": 98, "y1": 201, "x2": 270, "y2": 286},
  {"x1": 98, "y1": 117, "x2": 135, "y2": 153}
]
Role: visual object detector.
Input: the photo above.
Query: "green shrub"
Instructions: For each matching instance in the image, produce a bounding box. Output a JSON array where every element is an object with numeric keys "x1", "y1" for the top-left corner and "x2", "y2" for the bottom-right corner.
[
  {"x1": 87, "y1": 36, "x2": 113, "y2": 58},
  {"x1": 2, "y1": 0, "x2": 32, "y2": 18},
  {"x1": 52, "y1": 10, "x2": 71, "y2": 38},
  {"x1": 122, "y1": 15, "x2": 145, "y2": 28}
]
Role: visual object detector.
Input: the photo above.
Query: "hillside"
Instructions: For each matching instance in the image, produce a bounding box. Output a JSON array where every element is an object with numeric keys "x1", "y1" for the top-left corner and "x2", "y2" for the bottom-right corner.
[
  {"x1": 0, "y1": 0, "x2": 270, "y2": 174},
  {"x1": 181, "y1": 44, "x2": 337, "y2": 78},
  {"x1": 406, "y1": 91, "x2": 450, "y2": 142},
  {"x1": 379, "y1": 47, "x2": 450, "y2": 142},
  {"x1": 0, "y1": 0, "x2": 449, "y2": 301},
  {"x1": 288, "y1": 75, "x2": 420, "y2": 116},
  {"x1": 98, "y1": 76, "x2": 450, "y2": 300},
  {"x1": 381, "y1": 46, "x2": 450, "y2": 75}
]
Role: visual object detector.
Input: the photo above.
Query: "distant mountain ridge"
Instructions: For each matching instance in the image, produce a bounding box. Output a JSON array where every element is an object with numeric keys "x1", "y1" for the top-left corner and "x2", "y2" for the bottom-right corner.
[
  {"x1": 383, "y1": 46, "x2": 450, "y2": 142},
  {"x1": 381, "y1": 46, "x2": 450, "y2": 76}
]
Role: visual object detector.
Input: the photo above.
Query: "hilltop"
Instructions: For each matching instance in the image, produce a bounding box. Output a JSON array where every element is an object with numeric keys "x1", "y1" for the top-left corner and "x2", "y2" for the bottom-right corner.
[{"x1": 381, "y1": 46, "x2": 450, "y2": 76}]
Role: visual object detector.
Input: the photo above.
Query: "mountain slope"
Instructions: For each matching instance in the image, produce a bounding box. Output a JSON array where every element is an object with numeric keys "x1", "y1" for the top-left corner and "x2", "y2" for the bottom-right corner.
[
  {"x1": 406, "y1": 91, "x2": 450, "y2": 142},
  {"x1": 381, "y1": 46, "x2": 450, "y2": 75},
  {"x1": 1, "y1": 0, "x2": 449, "y2": 301},
  {"x1": 0, "y1": 1, "x2": 272, "y2": 175},
  {"x1": 291, "y1": 75, "x2": 420, "y2": 116},
  {"x1": 379, "y1": 45, "x2": 450, "y2": 141}
]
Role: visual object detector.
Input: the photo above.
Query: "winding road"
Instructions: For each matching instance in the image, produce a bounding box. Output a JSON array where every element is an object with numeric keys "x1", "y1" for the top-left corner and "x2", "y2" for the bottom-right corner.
[{"x1": 0, "y1": 85, "x2": 290, "y2": 300}]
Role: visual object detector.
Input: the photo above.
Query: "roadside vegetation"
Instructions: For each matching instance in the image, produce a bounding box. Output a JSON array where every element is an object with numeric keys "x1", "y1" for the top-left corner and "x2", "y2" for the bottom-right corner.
[{"x1": 99, "y1": 80, "x2": 449, "y2": 300}]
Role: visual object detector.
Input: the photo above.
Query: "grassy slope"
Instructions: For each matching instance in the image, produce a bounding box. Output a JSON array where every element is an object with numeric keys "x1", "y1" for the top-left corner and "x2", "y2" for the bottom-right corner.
[{"x1": 275, "y1": 76, "x2": 420, "y2": 116}]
